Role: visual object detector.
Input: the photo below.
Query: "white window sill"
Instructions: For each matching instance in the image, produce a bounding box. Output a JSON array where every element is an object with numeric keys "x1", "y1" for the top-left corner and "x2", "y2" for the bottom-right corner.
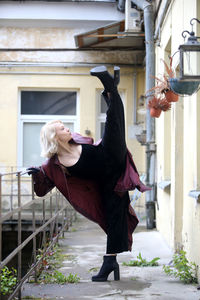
[{"x1": 188, "y1": 190, "x2": 200, "y2": 203}]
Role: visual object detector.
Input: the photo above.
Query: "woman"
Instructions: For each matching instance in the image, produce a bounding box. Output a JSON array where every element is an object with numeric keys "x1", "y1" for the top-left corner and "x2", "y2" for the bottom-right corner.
[{"x1": 28, "y1": 66, "x2": 150, "y2": 282}]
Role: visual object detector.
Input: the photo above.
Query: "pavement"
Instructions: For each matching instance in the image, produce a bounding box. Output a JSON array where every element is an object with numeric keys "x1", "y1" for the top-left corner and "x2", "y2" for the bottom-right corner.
[{"x1": 22, "y1": 214, "x2": 200, "y2": 300}]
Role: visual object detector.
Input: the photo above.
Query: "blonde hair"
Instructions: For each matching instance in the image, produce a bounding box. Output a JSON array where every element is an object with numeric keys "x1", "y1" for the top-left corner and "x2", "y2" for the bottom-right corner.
[{"x1": 40, "y1": 120, "x2": 63, "y2": 158}]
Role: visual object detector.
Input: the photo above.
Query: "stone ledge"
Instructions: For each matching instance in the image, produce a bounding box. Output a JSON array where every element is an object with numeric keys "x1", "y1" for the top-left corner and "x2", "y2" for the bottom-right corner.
[
  {"x1": 158, "y1": 180, "x2": 171, "y2": 190},
  {"x1": 188, "y1": 190, "x2": 200, "y2": 203}
]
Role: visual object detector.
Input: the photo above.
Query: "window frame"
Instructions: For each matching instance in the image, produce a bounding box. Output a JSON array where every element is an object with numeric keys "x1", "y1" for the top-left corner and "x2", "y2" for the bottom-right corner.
[
  {"x1": 96, "y1": 90, "x2": 106, "y2": 141},
  {"x1": 96, "y1": 89, "x2": 125, "y2": 141},
  {"x1": 18, "y1": 88, "x2": 80, "y2": 167}
]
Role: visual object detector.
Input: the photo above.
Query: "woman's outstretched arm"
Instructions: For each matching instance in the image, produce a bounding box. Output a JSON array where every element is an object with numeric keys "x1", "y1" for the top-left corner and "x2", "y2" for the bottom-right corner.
[{"x1": 32, "y1": 167, "x2": 55, "y2": 197}]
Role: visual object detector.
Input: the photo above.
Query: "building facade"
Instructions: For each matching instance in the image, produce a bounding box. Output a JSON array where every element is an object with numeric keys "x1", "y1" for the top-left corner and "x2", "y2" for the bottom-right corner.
[
  {"x1": 0, "y1": 1, "x2": 147, "y2": 215},
  {"x1": 154, "y1": 0, "x2": 200, "y2": 281}
]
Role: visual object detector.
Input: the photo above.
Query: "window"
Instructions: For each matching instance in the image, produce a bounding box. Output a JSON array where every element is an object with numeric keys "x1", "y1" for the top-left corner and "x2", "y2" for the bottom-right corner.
[
  {"x1": 96, "y1": 90, "x2": 124, "y2": 140},
  {"x1": 19, "y1": 90, "x2": 78, "y2": 167},
  {"x1": 96, "y1": 92, "x2": 107, "y2": 140}
]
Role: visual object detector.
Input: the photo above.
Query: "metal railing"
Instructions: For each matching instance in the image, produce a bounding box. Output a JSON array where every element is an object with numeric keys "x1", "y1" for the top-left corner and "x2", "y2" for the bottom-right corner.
[{"x1": 0, "y1": 169, "x2": 76, "y2": 300}]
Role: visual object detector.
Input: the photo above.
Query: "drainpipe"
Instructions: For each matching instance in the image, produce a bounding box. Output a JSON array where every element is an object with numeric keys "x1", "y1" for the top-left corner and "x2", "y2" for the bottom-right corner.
[
  {"x1": 154, "y1": 0, "x2": 172, "y2": 40},
  {"x1": 133, "y1": 73, "x2": 137, "y2": 124},
  {"x1": 131, "y1": 0, "x2": 156, "y2": 229},
  {"x1": 117, "y1": 0, "x2": 125, "y2": 12}
]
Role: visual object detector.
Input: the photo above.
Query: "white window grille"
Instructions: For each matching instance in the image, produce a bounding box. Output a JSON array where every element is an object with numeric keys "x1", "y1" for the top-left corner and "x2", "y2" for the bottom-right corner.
[{"x1": 96, "y1": 90, "x2": 125, "y2": 140}]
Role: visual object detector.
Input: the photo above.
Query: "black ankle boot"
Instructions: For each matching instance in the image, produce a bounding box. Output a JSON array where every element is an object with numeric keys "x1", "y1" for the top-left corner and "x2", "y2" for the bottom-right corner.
[
  {"x1": 90, "y1": 66, "x2": 120, "y2": 92},
  {"x1": 92, "y1": 255, "x2": 120, "y2": 282}
]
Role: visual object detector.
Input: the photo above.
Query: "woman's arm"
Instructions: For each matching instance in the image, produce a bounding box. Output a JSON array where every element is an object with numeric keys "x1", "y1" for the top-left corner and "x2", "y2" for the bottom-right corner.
[{"x1": 32, "y1": 167, "x2": 55, "y2": 197}]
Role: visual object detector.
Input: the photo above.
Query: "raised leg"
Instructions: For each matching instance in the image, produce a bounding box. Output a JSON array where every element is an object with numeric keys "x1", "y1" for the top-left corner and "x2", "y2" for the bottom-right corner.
[
  {"x1": 90, "y1": 66, "x2": 129, "y2": 258},
  {"x1": 90, "y1": 66, "x2": 127, "y2": 165},
  {"x1": 102, "y1": 89, "x2": 127, "y2": 165}
]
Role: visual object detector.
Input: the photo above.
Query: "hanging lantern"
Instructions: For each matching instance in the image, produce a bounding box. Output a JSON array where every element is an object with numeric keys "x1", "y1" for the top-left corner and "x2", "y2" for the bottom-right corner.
[{"x1": 179, "y1": 18, "x2": 200, "y2": 81}]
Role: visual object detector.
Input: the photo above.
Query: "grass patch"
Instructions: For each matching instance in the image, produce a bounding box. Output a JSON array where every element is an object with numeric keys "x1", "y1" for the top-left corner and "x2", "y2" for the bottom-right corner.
[
  {"x1": 22, "y1": 297, "x2": 43, "y2": 300},
  {"x1": 123, "y1": 252, "x2": 160, "y2": 267},
  {"x1": 131, "y1": 276, "x2": 138, "y2": 281},
  {"x1": 63, "y1": 254, "x2": 76, "y2": 261},
  {"x1": 37, "y1": 271, "x2": 80, "y2": 284}
]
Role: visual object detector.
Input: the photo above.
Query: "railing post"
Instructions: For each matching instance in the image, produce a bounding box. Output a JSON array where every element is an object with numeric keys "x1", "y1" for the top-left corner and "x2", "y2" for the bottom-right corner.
[
  {"x1": 17, "y1": 172, "x2": 22, "y2": 300},
  {"x1": 55, "y1": 191, "x2": 58, "y2": 242},
  {"x1": 49, "y1": 191, "x2": 54, "y2": 240},
  {"x1": 65, "y1": 205, "x2": 68, "y2": 231},
  {"x1": 10, "y1": 167, "x2": 14, "y2": 219},
  {"x1": 42, "y1": 199, "x2": 46, "y2": 250},
  {"x1": 31, "y1": 176, "x2": 37, "y2": 283},
  {"x1": 62, "y1": 195, "x2": 64, "y2": 238}
]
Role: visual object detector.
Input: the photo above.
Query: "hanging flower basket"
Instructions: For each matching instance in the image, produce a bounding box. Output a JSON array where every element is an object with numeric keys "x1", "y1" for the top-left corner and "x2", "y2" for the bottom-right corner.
[
  {"x1": 146, "y1": 58, "x2": 179, "y2": 108},
  {"x1": 169, "y1": 78, "x2": 200, "y2": 96},
  {"x1": 165, "y1": 89, "x2": 179, "y2": 102},
  {"x1": 148, "y1": 96, "x2": 171, "y2": 118},
  {"x1": 150, "y1": 107, "x2": 162, "y2": 118}
]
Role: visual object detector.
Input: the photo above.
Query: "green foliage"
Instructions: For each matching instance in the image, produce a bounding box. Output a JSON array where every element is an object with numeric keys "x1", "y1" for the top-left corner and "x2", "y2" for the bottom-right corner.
[
  {"x1": 0, "y1": 266, "x2": 17, "y2": 295},
  {"x1": 123, "y1": 252, "x2": 160, "y2": 267},
  {"x1": 29, "y1": 243, "x2": 80, "y2": 284},
  {"x1": 22, "y1": 297, "x2": 43, "y2": 300},
  {"x1": 131, "y1": 276, "x2": 138, "y2": 281},
  {"x1": 37, "y1": 270, "x2": 80, "y2": 284},
  {"x1": 163, "y1": 250, "x2": 198, "y2": 284},
  {"x1": 36, "y1": 243, "x2": 65, "y2": 271},
  {"x1": 64, "y1": 273, "x2": 80, "y2": 283}
]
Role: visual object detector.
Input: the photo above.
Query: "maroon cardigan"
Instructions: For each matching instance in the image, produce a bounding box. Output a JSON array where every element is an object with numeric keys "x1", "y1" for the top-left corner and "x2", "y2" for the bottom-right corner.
[{"x1": 33, "y1": 133, "x2": 150, "y2": 251}]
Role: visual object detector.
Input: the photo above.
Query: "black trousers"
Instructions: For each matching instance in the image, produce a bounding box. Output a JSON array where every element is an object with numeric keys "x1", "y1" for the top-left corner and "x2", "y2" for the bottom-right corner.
[{"x1": 101, "y1": 90, "x2": 129, "y2": 254}]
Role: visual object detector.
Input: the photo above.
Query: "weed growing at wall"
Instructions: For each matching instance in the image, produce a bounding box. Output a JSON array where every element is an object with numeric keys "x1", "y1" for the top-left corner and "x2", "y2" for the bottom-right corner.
[
  {"x1": 0, "y1": 266, "x2": 17, "y2": 295},
  {"x1": 37, "y1": 270, "x2": 80, "y2": 284},
  {"x1": 163, "y1": 250, "x2": 198, "y2": 284},
  {"x1": 28, "y1": 243, "x2": 80, "y2": 284},
  {"x1": 122, "y1": 252, "x2": 160, "y2": 267}
]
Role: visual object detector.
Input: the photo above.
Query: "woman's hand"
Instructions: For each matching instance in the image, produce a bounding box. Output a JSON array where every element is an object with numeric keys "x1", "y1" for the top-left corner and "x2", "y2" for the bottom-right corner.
[{"x1": 26, "y1": 167, "x2": 40, "y2": 175}]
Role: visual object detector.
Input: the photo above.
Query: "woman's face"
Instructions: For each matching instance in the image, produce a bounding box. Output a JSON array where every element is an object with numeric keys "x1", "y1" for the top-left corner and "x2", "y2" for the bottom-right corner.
[{"x1": 54, "y1": 122, "x2": 72, "y2": 143}]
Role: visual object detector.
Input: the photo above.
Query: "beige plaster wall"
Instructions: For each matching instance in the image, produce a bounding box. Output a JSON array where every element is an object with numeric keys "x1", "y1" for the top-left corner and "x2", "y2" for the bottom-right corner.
[
  {"x1": 155, "y1": 0, "x2": 200, "y2": 279},
  {"x1": 0, "y1": 18, "x2": 147, "y2": 221},
  {"x1": 0, "y1": 65, "x2": 146, "y2": 171},
  {"x1": 0, "y1": 21, "x2": 146, "y2": 171},
  {"x1": 0, "y1": 65, "x2": 147, "y2": 219}
]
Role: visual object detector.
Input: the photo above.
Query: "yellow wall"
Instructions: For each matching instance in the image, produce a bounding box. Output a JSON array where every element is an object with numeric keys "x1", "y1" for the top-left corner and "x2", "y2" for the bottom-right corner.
[
  {"x1": 155, "y1": 0, "x2": 200, "y2": 280},
  {"x1": 0, "y1": 65, "x2": 146, "y2": 173},
  {"x1": 0, "y1": 19, "x2": 147, "y2": 220}
]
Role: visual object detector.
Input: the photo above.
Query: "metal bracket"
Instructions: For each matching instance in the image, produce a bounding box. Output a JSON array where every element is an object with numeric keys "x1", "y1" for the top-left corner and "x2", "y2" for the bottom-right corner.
[{"x1": 145, "y1": 142, "x2": 156, "y2": 153}]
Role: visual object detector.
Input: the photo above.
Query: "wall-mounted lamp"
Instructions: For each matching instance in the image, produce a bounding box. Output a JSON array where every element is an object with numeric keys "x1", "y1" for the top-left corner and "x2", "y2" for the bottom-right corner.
[
  {"x1": 135, "y1": 129, "x2": 146, "y2": 146},
  {"x1": 179, "y1": 18, "x2": 200, "y2": 81}
]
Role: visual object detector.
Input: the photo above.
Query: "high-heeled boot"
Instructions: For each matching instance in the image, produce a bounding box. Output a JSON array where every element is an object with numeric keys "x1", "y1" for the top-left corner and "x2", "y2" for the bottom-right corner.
[
  {"x1": 90, "y1": 65, "x2": 120, "y2": 92},
  {"x1": 91, "y1": 255, "x2": 120, "y2": 282}
]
